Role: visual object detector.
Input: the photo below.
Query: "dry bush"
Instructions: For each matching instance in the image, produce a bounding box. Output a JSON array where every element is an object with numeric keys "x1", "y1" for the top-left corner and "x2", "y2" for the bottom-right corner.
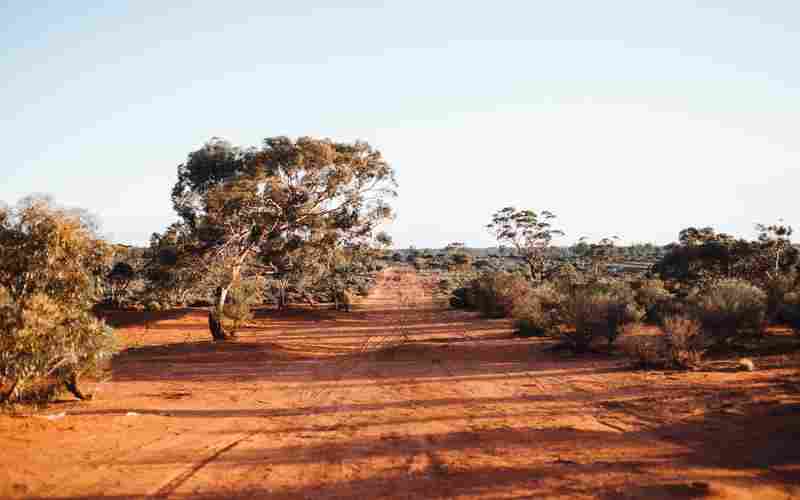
[
  {"x1": 222, "y1": 277, "x2": 265, "y2": 333},
  {"x1": 621, "y1": 333, "x2": 664, "y2": 369},
  {"x1": 622, "y1": 316, "x2": 705, "y2": 370},
  {"x1": 663, "y1": 316, "x2": 704, "y2": 369},
  {"x1": 764, "y1": 273, "x2": 797, "y2": 320},
  {"x1": 529, "y1": 282, "x2": 566, "y2": 312},
  {"x1": 694, "y1": 279, "x2": 766, "y2": 343},
  {"x1": 777, "y1": 289, "x2": 800, "y2": 334},
  {"x1": 634, "y1": 279, "x2": 678, "y2": 324},
  {"x1": 0, "y1": 199, "x2": 118, "y2": 403},
  {"x1": 469, "y1": 271, "x2": 531, "y2": 319},
  {"x1": 512, "y1": 295, "x2": 555, "y2": 337},
  {"x1": 561, "y1": 282, "x2": 644, "y2": 351}
]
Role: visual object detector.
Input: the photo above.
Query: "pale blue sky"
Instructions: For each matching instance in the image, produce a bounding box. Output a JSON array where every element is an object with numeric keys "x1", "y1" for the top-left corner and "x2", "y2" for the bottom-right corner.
[{"x1": 2, "y1": 1, "x2": 799, "y2": 248}]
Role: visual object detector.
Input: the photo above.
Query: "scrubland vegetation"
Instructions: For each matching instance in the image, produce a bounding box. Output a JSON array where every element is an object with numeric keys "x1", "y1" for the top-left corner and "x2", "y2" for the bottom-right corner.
[
  {"x1": 437, "y1": 209, "x2": 800, "y2": 371},
  {"x1": 2, "y1": 139, "x2": 800, "y2": 499},
  {"x1": 1, "y1": 136, "x2": 396, "y2": 403}
]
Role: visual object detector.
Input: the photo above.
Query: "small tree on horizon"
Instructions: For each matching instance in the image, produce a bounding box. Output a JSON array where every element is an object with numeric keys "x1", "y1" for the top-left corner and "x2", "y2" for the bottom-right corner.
[
  {"x1": 487, "y1": 207, "x2": 564, "y2": 281},
  {"x1": 756, "y1": 220, "x2": 795, "y2": 275}
]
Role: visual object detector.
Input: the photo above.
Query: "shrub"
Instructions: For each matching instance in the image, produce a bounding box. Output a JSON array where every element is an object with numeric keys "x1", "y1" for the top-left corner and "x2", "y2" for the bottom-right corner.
[
  {"x1": 469, "y1": 272, "x2": 531, "y2": 319},
  {"x1": 634, "y1": 279, "x2": 675, "y2": 324},
  {"x1": 529, "y1": 282, "x2": 566, "y2": 313},
  {"x1": 694, "y1": 279, "x2": 766, "y2": 343},
  {"x1": 355, "y1": 282, "x2": 371, "y2": 297},
  {"x1": 0, "y1": 198, "x2": 118, "y2": 403},
  {"x1": 222, "y1": 277, "x2": 265, "y2": 333},
  {"x1": 449, "y1": 287, "x2": 475, "y2": 309},
  {"x1": 561, "y1": 281, "x2": 643, "y2": 351},
  {"x1": 0, "y1": 294, "x2": 117, "y2": 402},
  {"x1": 764, "y1": 273, "x2": 797, "y2": 320},
  {"x1": 778, "y1": 297, "x2": 800, "y2": 333},
  {"x1": 663, "y1": 316, "x2": 704, "y2": 369},
  {"x1": 621, "y1": 334, "x2": 664, "y2": 369},
  {"x1": 512, "y1": 295, "x2": 556, "y2": 337},
  {"x1": 334, "y1": 289, "x2": 354, "y2": 311}
]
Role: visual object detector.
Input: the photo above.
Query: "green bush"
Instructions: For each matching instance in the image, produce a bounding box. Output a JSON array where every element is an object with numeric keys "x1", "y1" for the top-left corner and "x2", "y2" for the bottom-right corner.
[{"x1": 694, "y1": 279, "x2": 766, "y2": 342}]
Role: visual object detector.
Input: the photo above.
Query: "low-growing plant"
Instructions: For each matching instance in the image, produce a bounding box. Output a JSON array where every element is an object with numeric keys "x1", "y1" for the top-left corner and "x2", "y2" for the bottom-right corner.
[
  {"x1": 512, "y1": 295, "x2": 556, "y2": 337},
  {"x1": 634, "y1": 279, "x2": 675, "y2": 324},
  {"x1": 763, "y1": 273, "x2": 797, "y2": 320},
  {"x1": 621, "y1": 333, "x2": 664, "y2": 369},
  {"x1": 694, "y1": 279, "x2": 766, "y2": 343},
  {"x1": 663, "y1": 315, "x2": 705, "y2": 369},
  {"x1": 470, "y1": 271, "x2": 532, "y2": 319},
  {"x1": 561, "y1": 281, "x2": 643, "y2": 351},
  {"x1": 529, "y1": 282, "x2": 566, "y2": 313},
  {"x1": 778, "y1": 294, "x2": 800, "y2": 334},
  {"x1": 222, "y1": 277, "x2": 265, "y2": 334},
  {"x1": 449, "y1": 287, "x2": 474, "y2": 309}
]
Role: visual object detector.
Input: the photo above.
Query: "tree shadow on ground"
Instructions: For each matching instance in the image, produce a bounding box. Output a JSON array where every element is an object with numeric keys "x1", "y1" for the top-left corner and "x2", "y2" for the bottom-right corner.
[
  {"x1": 27, "y1": 400, "x2": 800, "y2": 499},
  {"x1": 96, "y1": 307, "x2": 199, "y2": 328}
]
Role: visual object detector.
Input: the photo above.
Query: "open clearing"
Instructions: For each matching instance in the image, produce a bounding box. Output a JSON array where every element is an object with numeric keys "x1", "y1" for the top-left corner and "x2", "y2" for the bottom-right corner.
[{"x1": 2, "y1": 269, "x2": 800, "y2": 499}]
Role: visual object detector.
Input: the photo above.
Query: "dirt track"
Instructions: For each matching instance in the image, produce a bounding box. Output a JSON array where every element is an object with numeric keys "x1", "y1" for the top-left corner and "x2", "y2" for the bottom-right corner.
[{"x1": 2, "y1": 269, "x2": 800, "y2": 499}]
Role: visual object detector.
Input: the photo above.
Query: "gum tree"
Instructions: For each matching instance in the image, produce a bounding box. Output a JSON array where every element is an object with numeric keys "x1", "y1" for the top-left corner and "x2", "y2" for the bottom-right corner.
[
  {"x1": 487, "y1": 207, "x2": 563, "y2": 281},
  {"x1": 171, "y1": 136, "x2": 397, "y2": 340}
]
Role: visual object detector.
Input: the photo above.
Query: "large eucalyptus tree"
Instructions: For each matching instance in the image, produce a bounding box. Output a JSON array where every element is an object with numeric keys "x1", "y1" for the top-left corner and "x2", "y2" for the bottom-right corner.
[{"x1": 171, "y1": 137, "x2": 397, "y2": 340}]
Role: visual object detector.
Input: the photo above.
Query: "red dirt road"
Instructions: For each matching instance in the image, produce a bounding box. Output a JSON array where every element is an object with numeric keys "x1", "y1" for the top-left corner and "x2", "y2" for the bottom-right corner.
[{"x1": 2, "y1": 269, "x2": 800, "y2": 499}]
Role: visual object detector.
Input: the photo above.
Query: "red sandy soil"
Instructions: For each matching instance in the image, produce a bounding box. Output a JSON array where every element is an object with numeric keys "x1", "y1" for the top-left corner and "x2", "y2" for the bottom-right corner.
[{"x1": 2, "y1": 269, "x2": 800, "y2": 499}]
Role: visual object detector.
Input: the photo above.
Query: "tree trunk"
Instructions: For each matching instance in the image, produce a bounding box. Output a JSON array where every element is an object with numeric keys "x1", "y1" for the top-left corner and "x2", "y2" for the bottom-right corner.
[
  {"x1": 0, "y1": 379, "x2": 19, "y2": 404},
  {"x1": 64, "y1": 373, "x2": 93, "y2": 401},
  {"x1": 278, "y1": 286, "x2": 287, "y2": 310},
  {"x1": 208, "y1": 285, "x2": 233, "y2": 341}
]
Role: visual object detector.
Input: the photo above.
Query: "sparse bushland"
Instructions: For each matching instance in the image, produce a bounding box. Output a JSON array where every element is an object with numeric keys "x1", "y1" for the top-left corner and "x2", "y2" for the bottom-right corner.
[
  {"x1": 0, "y1": 197, "x2": 118, "y2": 404},
  {"x1": 450, "y1": 269, "x2": 645, "y2": 350}
]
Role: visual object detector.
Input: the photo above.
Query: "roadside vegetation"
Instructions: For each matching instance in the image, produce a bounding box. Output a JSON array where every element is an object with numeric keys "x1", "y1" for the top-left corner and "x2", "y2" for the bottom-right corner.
[
  {"x1": 2, "y1": 139, "x2": 799, "y2": 406},
  {"x1": 0, "y1": 136, "x2": 396, "y2": 404},
  {"x1": 441, "y1": 209, "x2": 800, "y2": 371}
]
